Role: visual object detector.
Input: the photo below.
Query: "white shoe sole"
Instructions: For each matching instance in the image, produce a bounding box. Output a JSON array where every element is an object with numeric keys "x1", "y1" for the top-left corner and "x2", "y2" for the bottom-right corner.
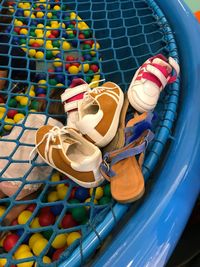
[
  {"x1": 36, "y1": 151, "x2": 105, "y2": 188},
  {"x1": 96, "y1": 85, "x2": 124, "y2": 147}
]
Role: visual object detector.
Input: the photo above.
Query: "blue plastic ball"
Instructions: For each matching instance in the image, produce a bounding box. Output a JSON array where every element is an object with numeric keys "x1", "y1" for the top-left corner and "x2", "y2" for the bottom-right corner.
[
  {"x1": 50, "y1": 204, "x2": 64, "y2": 216},
  {"x1": 84, "y1": 54, "x2": 92, "y2": 61},
  {"x1": 54, "y1": 67, "x2": 63, "y2": 73},
  {"x1": 35, "y1": 87, "x2": 46, "y2": 95},
  {"x1": 56, "y1": 74, "x2": 65, "y2": 83},
  {"x1": 74, "y1": 187, "x2": 89, "y2": 202},
  {"x1": 56, "y1": 53, "x2": 62, "y2": 59}
]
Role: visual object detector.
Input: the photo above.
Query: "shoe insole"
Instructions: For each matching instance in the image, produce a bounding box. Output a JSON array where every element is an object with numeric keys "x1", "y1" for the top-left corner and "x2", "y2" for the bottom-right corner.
[{"x1": 110, "y1": 156, "x2": 144, "y2": 203}]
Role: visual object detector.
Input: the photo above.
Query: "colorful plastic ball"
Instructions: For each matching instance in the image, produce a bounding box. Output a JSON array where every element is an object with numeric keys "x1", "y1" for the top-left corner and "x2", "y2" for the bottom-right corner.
[
  {"x1": 29, "y1": 233, "x2": 43, "y2": 249},
  {"x1": 53, "y1": 5, "x2": 61, "y2": 11},
  {"x1": 47, "y1": 191, "x2": 59, "y2": 202},
  {"x1": 30, "y1": 217, "x2": 41, "y2": 228},
  {"x1": 66, "y1": 55, "x2": 75, "y2": 61},
  {"x1": 6, "y1": 109, "x2": 17, "y2": 119},
  {"x1": 90, "y1": 187, "x2": 104, "y2": 200},
  {"x1": 0, "y1": 258, "x2": 7, "y2": 266},
  {"x1": 39, "y1": 211, "x2": 55, "y2": 226},
  {"x1": 35, "y1": 256, "x2": 51, "y2": 266},
  {"x1": 46, "y1": 50, "x2": 53, "y2": 60},
  {"x1": 85, "y1": 197, "x2": 98, "y2": 207},
  {"x1": 15, "y1": 251, "x2": 34, "y2": 267},
  {"x1": 82, "y1": 63, "x2": 90, "y2": 73},
  {"x1": 66, "y1": 232, "x2": 81, "y2": 246},
  {"x1": 31, "y1": 42, "x2": 41, "y2": 48},
  {"x1": 14, "y1": 244, "x2": 30, "y2": 258},
  {"x1": 36, "y1": 11, "x2": 44, "y2": 18},
  {"x1": 52, "y1": 40, "x2": 60, "y2": 48},
  {"x1": 68, "y1": 65, "x2": 79, "y2": 75},
  {"x1": 3, "y1": 233, "x2": 19, "y2": 252},
  {"x1": 51, "y1": 172, "x2": 60, "y2": 182},
  {"x1": 20, "y1": 28, "x2": 28, "y2": 35},
  {"x1": 61, "y1": 213, "x2": 77, "y2": 229},
  {"x1": 51, "y1": 234, "x2": 67, "y2": 249},
  {"x1": 57, "y1": 185, "x2": 68, "y2": 200},
  {"x1": 35, "y1": 87, "x2": 45, "y2": 95},
  {"x1": 74, "y1": 188, "x2": 89, "y2": 202},
  {"x1": 8, "y1": 98, "x2": 18, "y2": 107},
  {"x1": 18, "y1": 210, "x2": 32, "y2": 224},
  {"x1": 32, "y1": 238, "x2": 48, "y2": 256},
  {"x1": 4, "y1": 118, "x2": 15, "y2": 131},
  {"x1": 104, "y1": 184, "x2": 111, "y2": 197},
  {"x1": 26, "y1": 204, "x2": 37, "y2": 212},
  {"x1": 56, "y1": 74, "x2": 65, "y2": 83},
  {"x1": 14, "y1": 113, "x2": 25, "y2": 123},
  {"x1": 50, "y1": 204, "x2": 63, "y2": 216},
  {"x1": 20, "y1": 96, "x2": 29, "y2": 106},
  {"x1": 62, "y1": 41, "x2": 71, "y2": 50},
  {"x1": 31, "y1": 100, "x2": 40, "y2": 111},
  {"x1": 0, "y1": 96, "x2": 5, "y2": 103},
  {"x1": 51, "y1": 30, "x2": 60, "y2": 37},
  {"x1": 35, "y1": 51, "x2": 44, "y2": 59},
  {"x1": 28, "y1": 49, "x2": 36, "y2": 57},
  {"x1": 90, "y1": 64, "x2": 99, "y2": 73},
  {"x1": 71, "y1": 206, "x2": 87, "y2": 223},
  {"x1": 53, "y1": 58, "x2": 62, "y2": 67},
  {"x1": 52, "y1": 248, "x2": 65, "y2": 261},
  {"x1": 0, "y1": 205, "x2": 6, "y2": 217}
]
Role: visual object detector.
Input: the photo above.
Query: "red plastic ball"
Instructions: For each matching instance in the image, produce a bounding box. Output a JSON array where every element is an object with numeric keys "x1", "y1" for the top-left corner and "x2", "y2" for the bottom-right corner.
[
  {"x1": 7, "y1": 109, "x2": 18, "y2": 119},
  {"x1": 48, "y1": 34, "x2": 56, "y2": 39},
  {"x1": 84, "y1": 40, "x2": 93, "y2": 46},
  {"x1": 26, "y1": 204, "x2": 37, "y2": 212},
  {"x1": 69, "y1": 187, "x2": 77, "y2": 199},
  {"x1": 11, "y1": 219, "x2": 18, "y2": 226},
  {"x1": 51, "y1": 30, "x2": 60, "y2": 37},
  {"x1": 32, "y1": 42, "x2": 41, "y2": 48},
  {"x1": 14, "y1": 27, "x2": 21, "y2": 34},
  {"x1": 48, "y1": 68, "x2": 55, "y2": 78},
  {"x1": 66, "y1": 55, "x2": 75, "y2": 61},
  {"x1": 61, "y1": 213, "x2": 78, "y2": 229},
  {"x1": 40, "y1": 207, "x2": 51, "y2": 213},
  {"x1": 72, "y1": 62, "x2": 80, "y2": 68},
  {"x1": 52, "y1": 248, "x2": 65, "y2": 261},
  {"x1": 39, "y1": 211, "x2": 55, "y2": 226},
  {"x1": 71, "y1": 21, "x2": 76, "y2": 25},
  {"x1": 37, "y1": 94, "x2": 46, "y2": 98},
  {"x1": 65, "y1": 63, "x2": 71, "y2": 71},
  {"x1": 90, "y1": 64, "x2": 99, "y2": 73},
  {"x1": 79, "y1": 33, "x2": 85, "y2": 39},
  {"x1": 3, "y1": 234, "x2": 19, "y2": 252}
]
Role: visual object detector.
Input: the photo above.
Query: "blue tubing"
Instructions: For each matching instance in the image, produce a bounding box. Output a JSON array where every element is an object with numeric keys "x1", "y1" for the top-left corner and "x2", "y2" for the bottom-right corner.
[{"x1": 92, "y1": 0, "x2": 200, "y2": 266}]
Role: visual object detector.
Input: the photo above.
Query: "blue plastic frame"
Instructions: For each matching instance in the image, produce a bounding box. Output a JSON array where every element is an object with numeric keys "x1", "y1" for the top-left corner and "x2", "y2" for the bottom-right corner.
[{"x1": 91, "y1": 0, "x2": 200, "y2": 266}]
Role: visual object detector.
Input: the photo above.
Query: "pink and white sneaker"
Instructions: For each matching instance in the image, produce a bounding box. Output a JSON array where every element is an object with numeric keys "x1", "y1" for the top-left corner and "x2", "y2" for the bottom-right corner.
[
  {"x1": 127, "y1": 54, "x2": 180, "y2": 113},
  {"x1": 61, "y1": 78, "x2": 90, "y2": 128}
]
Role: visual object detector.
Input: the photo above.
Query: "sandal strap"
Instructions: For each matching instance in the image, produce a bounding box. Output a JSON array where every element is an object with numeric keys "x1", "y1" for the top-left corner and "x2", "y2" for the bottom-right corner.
[
  {"x1": 125, "y1": 112, "x2": 154, "y2": 145},
  {"x1": 100, "y1": 130, "x2": 154, "y2": 179}
]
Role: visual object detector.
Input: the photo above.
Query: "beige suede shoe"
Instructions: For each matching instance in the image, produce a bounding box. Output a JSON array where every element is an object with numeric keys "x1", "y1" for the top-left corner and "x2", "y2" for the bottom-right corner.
[
  {"x1": 34, "y1": 125, "x2": 104, "y2": 188},
  {"x1": 76, "y1": 82, "x2": 124, "y2": 148}
]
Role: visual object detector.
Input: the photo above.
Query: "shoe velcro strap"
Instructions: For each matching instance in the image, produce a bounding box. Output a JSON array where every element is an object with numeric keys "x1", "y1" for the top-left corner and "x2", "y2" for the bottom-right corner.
[
  {"x1": 61, "y1": 84, "x2": 89, "y2": 103},
  {"x1": 100, "y1": 130, "x2": 154, "y2": 178},
  {"x1": 168, "y1": 57, "x2": 180, "y2": 83},
  {"x1": 145, "y1": 64, "x2": 168, "y2": 88},
  {"x1": 63, "y1": 100, "x2": 79, "y2": 112}
]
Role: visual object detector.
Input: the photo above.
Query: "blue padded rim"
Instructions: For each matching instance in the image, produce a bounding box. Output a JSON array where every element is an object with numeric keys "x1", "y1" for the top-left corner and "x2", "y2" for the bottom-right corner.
[{"x1": 59, "y1": 0, "x2": 180, "y2": 266}]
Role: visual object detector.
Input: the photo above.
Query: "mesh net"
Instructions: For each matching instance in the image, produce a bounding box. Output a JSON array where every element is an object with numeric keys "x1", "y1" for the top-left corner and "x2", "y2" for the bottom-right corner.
[{"x1": 0, "y1": 0, "x2": 180, "y2": 266}]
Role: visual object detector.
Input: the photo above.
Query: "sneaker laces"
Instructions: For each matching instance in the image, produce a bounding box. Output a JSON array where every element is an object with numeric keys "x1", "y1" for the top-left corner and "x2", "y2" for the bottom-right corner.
[{"x1": 29, "y1": 126, "x2": 69, "y2": 164}]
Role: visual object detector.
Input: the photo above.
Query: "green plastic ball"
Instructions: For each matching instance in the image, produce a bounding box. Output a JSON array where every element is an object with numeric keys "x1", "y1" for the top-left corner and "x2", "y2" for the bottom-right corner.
[
  {"x1": 104, "y1": 184, "x2": 111, "y2": 198},
  {"x1": 99, "y1": 196, "x2": 111, "y2": 205},
  {"x1": 46, "y1": 50, "x2": 53, "y2": 60},
  {"x1": 43, "y1": 229, "x2": 53, "y2": 240},
  {"x1": 71, "y1": 206, "x2": 87, "y2": 223},
  {"x1": 49, "y1": 79, "x2": 57, "y2": 86},
  {"x1": 52, "y1": 40, "x2": 60, "y2": 48},
  {"x1": 8, "y1": 98, "x2": 17, "y2": 108},
  {"x1": 31, "y1": 100, "x2": 40, "y2": 111}
]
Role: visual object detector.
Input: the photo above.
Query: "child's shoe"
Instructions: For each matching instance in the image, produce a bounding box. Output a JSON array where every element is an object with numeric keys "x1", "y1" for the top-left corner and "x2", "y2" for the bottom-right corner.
[
  {"x1": 76, "y1": 82, "x2": 124, "y2": 147},
  {"x1": 127, "y1": 54, "x2": 180, "y2": 113},
  {"x1": 61, "y1": 78, "x2": 90, "y2": 128},
  {"x1": 35, "y1": 125, "x2": 104, "y2": 188}
]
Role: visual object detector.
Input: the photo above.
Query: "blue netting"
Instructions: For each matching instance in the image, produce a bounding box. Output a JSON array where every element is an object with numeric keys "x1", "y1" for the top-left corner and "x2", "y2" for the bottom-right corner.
[{"x1": 0, "y1": 0, "x2": 180, "y2": 266}]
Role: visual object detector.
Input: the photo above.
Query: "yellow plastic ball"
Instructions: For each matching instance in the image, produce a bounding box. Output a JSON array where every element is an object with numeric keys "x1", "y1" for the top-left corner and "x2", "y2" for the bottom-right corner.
[
  {"x1": 15, "y1": 20, "x2": 23, "y2": 27},
  {"x1": 56, "y1": 183, "x2": 66, "y2": 191},
  {"x1": 52, "y1": 49, "x2": 60, "y2": 56},
  {"x1": 51, "y1": 234, "x2": 67, "y2": 249},
  {"x1": 21, "y1": 44, "x2": 27, "y2": 52},
  {"x1": 36, "y1": 39, "x2": 44, "y2": 46},
  {"x1": 28, "y1": 49, "x2": 36, "y2": 57},
  {"x1": 68, "y1": 65, "x2": 79, "y2": 75},
  {"x1": 29, "y1": 233, "x2": 43, "y2": 249},
  {"x1": 45, "y1": 30, "x2": 51, "y2": 38},
  {"x1": 47, "y1": 191, "x2": 59, "y2": 202},
  {"x1": 62, "y1": 41, "x2": 71, "y2": 50},
  {"x1": 53, "y1": 58, "x2": 62, "y2": 67},
  {"x1": 90, "y1": 187, "x2": 104, "y2": 200},
  {"x1": 85, "y1": 198, "x2": 98, "y2": 205},
  {"x1": 0, "y1": 258, "x2": 7, "y2": 266},
  {"x1": 38, "y1": 79, "x2": 47, "y2": 88},
  {"x1": 45, "y1": 43, "x2": 53, "y2": 49},
  {"x1": 15, "y1": 251, "x2": 34, "y2": 267},
  {"x1": 34, "y1": 256, "x2": 51, "y2": 266},
  {"x1": 30, "y1": 14, "x2": 35, "y2": 19},
  {"x1": 57, "y1": 185, "x2": 68, "y2": 200},
  {"x1": 0, "y1": 112, "x2": 4, "y2": 120},
  {"x1": 18, "y1": 210, "x2": 32, "y2": 224},
  {"x1": 32, "y1": 238, "x2": 48, "y2": 256},
  {"x1": 29, "y1": 38, "x2": 35, "y2": 45},
  {"x1": 20, "y1": 28, "x2": 28, "y2": 35},
  {"x1": 0, "y1": 206, "x2": 6, "y2": 217},
  {"x1": 53, "y1": 5, "x2": 61, "y2": 11},
  {"x1": 51, "y1": 172, "x2": 60, "y2": 182},
  {"x1": 20, "y1": 96, "x2": 29, "y2": 106},
  {"x1": 82, "y1": 63, "x2": 90, "y2": 73},
  {"x1": 14, "y1": 113, "x2": 25, "y2": 123},
  {"x1": 30, "y1": 217, "x2": 41, "y2": 228},
  {"x1": 4, "y1": 118, "x2": 14, "y2": 131},
  {"x1": 24, "y1": 10, "x2": 31, "y2": 17},
  {"x1": 67, "y1": 232, "x2": 81, "y2": 246},
  {"x1": 66, "y1": 28, "x2": 73, "y2": 35},
  {"x1": 59, "y1": 23, "x2": 66, "y2": 29},
  {"x1": 0, "y1": 106, "x2": 6, "y2": 113},
  {"x1": 37, "y1": 23, "x2": 44, "y2": 28},
  {"x1": 47, "y1": 12, "x2": 52, "y2": 19},
  {"x1": 37, "y1": 33, "x2": 44, "y2": 39},
  {"x1": 36, "y1": 11, "x2": 44, "y2": 18},
  {"x1": 56, "y1": 83, "x2": 64, "y2": 87},
  {"x1": 35, "y1": 29, "x2": 43, "y2": 36},
  {"x1": 35, "y1": 51, "x2": 44, "y2": 59},
  {"x1": 29, "y1": 90, "x2": 35, "y2": 97},
  {"x1": 14, "y1": 244, "x2": 31, "y2": 258}
]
